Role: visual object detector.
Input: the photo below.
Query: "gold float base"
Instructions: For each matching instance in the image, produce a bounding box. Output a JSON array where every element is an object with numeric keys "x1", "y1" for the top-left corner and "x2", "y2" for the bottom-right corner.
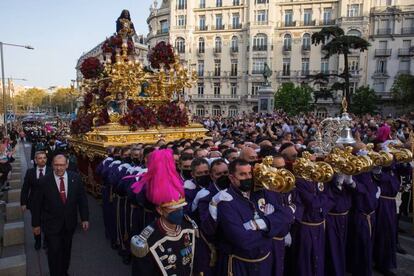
[{"x1": 70, "y1": 123, "x2": 208, "y2": 159}]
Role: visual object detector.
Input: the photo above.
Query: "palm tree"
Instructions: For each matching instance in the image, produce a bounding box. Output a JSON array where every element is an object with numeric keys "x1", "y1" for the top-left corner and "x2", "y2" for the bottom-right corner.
[{"x1": 312, "y1": 26, "x2": 370, "y2": 104}]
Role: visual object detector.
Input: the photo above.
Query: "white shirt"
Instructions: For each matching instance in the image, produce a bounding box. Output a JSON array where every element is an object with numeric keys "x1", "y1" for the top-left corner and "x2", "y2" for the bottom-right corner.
[
  {"x1": 54, "y1": 172, "x2": 68, "y2": 199},
  {"x1": 36, "y1": 166, "x2": 47, "y2": 179}
]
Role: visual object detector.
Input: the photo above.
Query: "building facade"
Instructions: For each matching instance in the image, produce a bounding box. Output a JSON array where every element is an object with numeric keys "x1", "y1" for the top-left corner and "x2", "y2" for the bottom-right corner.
[{"x1": 146, "y1": 0, "x2": 414, "y2": 117}]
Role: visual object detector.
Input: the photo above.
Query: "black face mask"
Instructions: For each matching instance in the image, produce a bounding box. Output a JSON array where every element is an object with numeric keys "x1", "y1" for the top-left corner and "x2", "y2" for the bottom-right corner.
[
  {"x1": 123, "y1": 157, "x2": 132, "y2": 164},
  {"x1": 114, "y1": 156, "x2": 121, "y2": 161},
  {"x1": 181, "y1": 169, "x2": 192, "y2": 180},
  {"x1": 238, "y1": 178, "x2": 253, "y2": 192},
  {"x1": 132, "y1": 158, "x2": 141, "y2": 166},
  {"x1": 166, "y1": 208, "x2": 184, "y2": 225},
  {"x1": 249, "y1": 161, "x2": 259, "y2": 168},
  {"x1": 216, "y1": 175, "x2": 230, "y2": 190},
  {"x1": 195, "y1": 175, "x2": 211, "y2": 188}
]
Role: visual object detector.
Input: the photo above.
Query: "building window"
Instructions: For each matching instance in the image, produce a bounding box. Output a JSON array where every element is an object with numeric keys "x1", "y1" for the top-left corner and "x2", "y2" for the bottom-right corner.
[
  {"x1": 175, "y1": 37, "x2": 185, "y2": 53},
  {"x1": 197, "y1": 83, "x2": 204, "y2": 96},
  {"x1": 251, "y1": 83, "x2": 263, "y2": 95},
  {"x1": 283, "y1": 58, "x2": 291, "y2": 76},
  {"x1": 228, "y1": 105, "x2": 238, "y2": 116},
  {"x1": 216, "y1": 14, "x2": 223, "y2": 30},
  {"x1": 198, "y1": 38, "x2": 205, "y2": 53},
  {"x1": 253, "y1": 58, "x2": 266, "y2": 74},
  {"x1": 213, "y1": 84, "x2": 221, "y2": 96},
  {"x1": 304, "y1": 9, "x2": 313, "y2": 26},
  {"x1": 214, "y1": 60, "x2": 221, "y2": 76},
  {"x1": 231, "y1": 60, "x2": 238, "y2": 76},
  {"x1": 160, "y1": 20, "x2": 169, "y2": 33},
  {"x1": 256, "y1": 0, "x2": 269, "y2": 3},
  {"x1": 177, "y1": 15, "x2": 186, "y2": 27},
  {"x1": 215, "y1": 37, "x2": 222, "y2": 53},
  {"x1": 347, "y1": 4, "x2": 360, "y2": 17},
  {"x1": 256, "y1": 10, "x2": 268, "y2": 24},
  {"x1": 199, "y1": 16, "x2": 206, "y2": 30},
  {"x1": 196, "y1": 105, "x2": 205, "y2": 116},
  {"x1": 323, "y1": 8, "x2": 332, "y2": 25},
  {"x1": 212, "y1": 105, "x2": 221, "y2": 116},
  {"x1": 349, "y1": 59, "x2": 359, "y2": 74},
  {"x1": 301, "y1": 58, "x2": 310, "y2": 76},
  {"x1": 253, "y1": 34, "x2": 268, "y2": 51},
  {"x1": 198, "y1": 61, "x2": 204, "y2": 76},
  {"x1": 376, "y1": 59, "x2": 387, "y2": 74},
  {"x1": 231, "y1": 84, "x2": 237, "y2": 97},
  {"x1": 347, "y1": 29, "x2": 362, "y2": 37},
  {"x1": 233, "y1": 0, "x2": 240, "y2": 6},
  {"x1": 283, "y1": 34, "x2": 292, "y2": 51},
  {"x1": 232, "y1": 13, "x2": 240, "y2": 29},
  {"x1": 302, "y1": 33, "x2": 311, "y2": 50},
  {"x1": 349, "y1": 82, "x2": 357, "y2": 95},
  {"x1": 231, "y1": 36, "x2": 239, "y2": 52},
  {"x1": 378, "y1": 19, "x2": 391, "y2": 35},
  {"x1": 199, "y1": 0, "x2": 205, "y2": 8},
  {"x1": 285, "y1": 10, "x2": 293, "y2": 26},
  {"x1": 216, "y1": 0, "x2": 222, "y2": 8},
  {"x1": 177, "y1": 0, "x2": 187, "y2": 10},
  {"x1": 399, "y1": 59, "x2": 411, "y2": 74},
  {"x1": 374, "y1": 81, "x2": 385, "y2": 93},
  {"x1": 321, "y1": 58, "x2": 329, "y2": 74},
  {"x1": 403, "y1": 40, "x2": 412, "y2": 49}
]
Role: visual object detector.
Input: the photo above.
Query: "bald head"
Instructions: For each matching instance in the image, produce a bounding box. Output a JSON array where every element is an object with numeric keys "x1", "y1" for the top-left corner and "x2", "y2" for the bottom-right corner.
[{"x1": 239, "y1": 147, "x2": 258, "y2": 162}]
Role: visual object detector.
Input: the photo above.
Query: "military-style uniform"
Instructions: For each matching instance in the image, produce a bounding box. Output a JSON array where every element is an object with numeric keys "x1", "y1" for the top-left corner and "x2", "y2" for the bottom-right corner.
[{"x1": 131, "y1": 215, "x2": 198, "y2": 276}]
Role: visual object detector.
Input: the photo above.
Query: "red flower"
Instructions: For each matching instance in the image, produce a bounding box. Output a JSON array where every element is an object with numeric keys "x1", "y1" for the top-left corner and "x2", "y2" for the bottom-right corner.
[
  {"x1": 148, "y1": 42, "x2": 175, "y2": 70},
  {"x1": 157, "y1": 102, "x2": 189, "y2": 127},
  {"x1": 120, "y1": 105, "x2": 158, "y2": 130},
  {"x1": 80, "y1": 57, "x2": 103, "y2": 79}
]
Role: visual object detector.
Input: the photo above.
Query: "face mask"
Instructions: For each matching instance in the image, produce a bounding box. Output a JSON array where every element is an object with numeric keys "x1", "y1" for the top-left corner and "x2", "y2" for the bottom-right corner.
[
  {"x1": 181, "y1": 169, "x2": 192, "y2": 180},
  {"x1": 123, "y1": 157, "x2": 132, "y2": 164},
  {"x1": 195, "y1": 175, "x2": 211, "y2": 188},
  {"x1": 238, "y1": 178, "x2": 253, "y2": 192},
  {"x1": 166, "y1": 208, "x2": 184, "y2": 225},
  {"x1": 216, "y1": 175, "x2": 230, "y2": 190},
  {"x1": 132, "y1": 158, "x2": 141, "y2": 165},
  {"x1": 114, "y1": 156, "x2": 121, "y2": 161},
  {"x1": 249, "y1": 161, "x2": 258, "y2": 168}
]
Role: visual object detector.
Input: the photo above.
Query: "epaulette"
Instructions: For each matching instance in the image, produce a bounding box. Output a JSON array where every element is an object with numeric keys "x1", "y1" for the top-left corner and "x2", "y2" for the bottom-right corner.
[
  {"x1": 184, "y1": 214, "x2": 199, "y2": 238},
  {"x1": 131, "y1": 224, "x2": 155, "y2": 258}
]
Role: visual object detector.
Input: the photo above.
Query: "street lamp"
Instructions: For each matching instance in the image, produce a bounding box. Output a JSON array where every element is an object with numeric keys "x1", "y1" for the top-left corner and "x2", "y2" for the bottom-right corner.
[{"x1": 0, "y1": 42, "x2": 34, "y2": 135}]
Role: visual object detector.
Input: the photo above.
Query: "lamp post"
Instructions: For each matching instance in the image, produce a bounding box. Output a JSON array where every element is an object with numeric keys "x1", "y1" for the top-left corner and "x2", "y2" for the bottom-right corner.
[{"x1": 0, "y1": 42, "x2": 34, "y2": 135}]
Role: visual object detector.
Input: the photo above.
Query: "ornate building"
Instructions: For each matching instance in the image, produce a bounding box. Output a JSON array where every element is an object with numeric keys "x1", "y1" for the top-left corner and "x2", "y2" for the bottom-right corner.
[{"x1": 146, "y1": 0, "x2": 414, "y2": 117}]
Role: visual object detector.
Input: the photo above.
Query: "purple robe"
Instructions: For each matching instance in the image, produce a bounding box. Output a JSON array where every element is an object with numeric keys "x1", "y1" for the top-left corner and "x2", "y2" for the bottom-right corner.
[
  {"x1": 216, "y1": 186, "x2": 293, "y2": 276},
  {"x1": 293, "y1": 178, "x2": 333, "y2": 276},
  {"x1": 184, "y1": 179, "x2": 201, "y2": 214},
  {"x1": 373, "y1": 168, "x2": 400, "y2": 271},
  {"x1": 325, "y1": 176, "x2": 352, "y2": 276},
  {"x1": 347, "y1": 172, "x2": 378, "y2": 276}
]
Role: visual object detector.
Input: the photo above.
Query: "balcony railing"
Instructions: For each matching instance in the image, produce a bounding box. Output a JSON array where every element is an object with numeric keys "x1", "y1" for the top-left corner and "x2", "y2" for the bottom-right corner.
[
  {"x1": 377, "y1": 28, "x2": 392, "y2": 35},
  {"x1": 401, "y1": 27, "x2": 414, "y2": 34},
  {"x1": 282, "y1": 21, "x2": 296, "y2": 27},
  {"x1": 283, "y1": 45, "x2": 292, "y2": 52},
  {"x1": 343, "y1": 16, "x2": 364, "y2": 22},
  {"x1": 302, "y1": 45, "x2": 311, "y2": 52},
  {"x1": 302, "y1": 20, "x2": 316, "y2": 26},
  {"x1": 196, "y1": 26, "x2": 208, "y2": 31},
  {"x1": 214, "y1": 48, "x2": 222, "y2": 54},
  {"x1": 301, "y1": 70, "x2": 310, "y2": 76},
  {"x1": 156, "y1": 29, "x2": 169, "y2": 35},
  {"x1": 253, "y1": 45, "x2": 267, "y2": 51},
  {"x1": 398, "y1": 48, "x2": 414, "y2": 56},
  {"x1": 230, "y1": 24, "x2": 242, "y2": 29},
  {"x1": 320, "y1": 19, "x2": 336, "y2": 25},
  {"x1": 192, "y1": 94, "x2": 241, "y2": 101},
  {"x1": 197, "y1": 48, "x2": 205, "y2": 55},
  {"x1": 230, "y1": 47, "x2": 239, "y2": 54},
  {"x1": 375, "y1": 49, "x2": 392, "y2": 56},
  {"x1": 212, "y1": 25, "x2": 225, "y2": 30}
]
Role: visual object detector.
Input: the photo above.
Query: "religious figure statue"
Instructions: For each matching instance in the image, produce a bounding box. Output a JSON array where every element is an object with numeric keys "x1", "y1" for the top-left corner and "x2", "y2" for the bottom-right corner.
[
  {"x1": 263, "y1": 62, "x2": 272, "y2": 86},
  {"x1": 108, "y1": 92, "x2": 128, "y2": 115},
  {"x1": 116, "y1": 10, "x2": 135, "y2": 36}
]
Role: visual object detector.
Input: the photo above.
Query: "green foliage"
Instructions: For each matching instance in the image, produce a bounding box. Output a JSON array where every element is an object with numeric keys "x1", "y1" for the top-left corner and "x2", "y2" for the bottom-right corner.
[
  {"x1": 350, "y1": 86, "x2": 379, "y2": 115},
  {"x1": 51, "y1": 87, "x2": 78, "y2": 113},
  {"x1": 274, "y1": 82, "x2": 314, "y2": 116},
  {"x1": 14, "y1": 87, "x2": 47, "y2": 111},
  {"x1": 391, "y1": 74, "x2": 414, "y2": 108}
]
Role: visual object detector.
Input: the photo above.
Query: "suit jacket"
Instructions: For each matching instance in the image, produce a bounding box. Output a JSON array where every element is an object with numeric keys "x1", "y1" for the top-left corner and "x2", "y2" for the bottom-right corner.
[
  {"x1": 45, "y1": 145, "x2": 60, "y2": 166},
  {"x1": 20, "y1": 166, "x2": 51, "y2": 209},
  {"x1": 31, "y1": 171, "x2": 89, "y2": 235}
]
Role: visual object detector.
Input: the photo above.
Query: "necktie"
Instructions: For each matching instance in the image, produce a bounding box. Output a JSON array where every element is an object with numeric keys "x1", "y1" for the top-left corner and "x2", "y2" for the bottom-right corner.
[
  {"x1": 59, "y1": 177, "x2": 66, "y2": 204},
  {"x1": 39, "y1": 168, "x2": 44, "y2": 178}
]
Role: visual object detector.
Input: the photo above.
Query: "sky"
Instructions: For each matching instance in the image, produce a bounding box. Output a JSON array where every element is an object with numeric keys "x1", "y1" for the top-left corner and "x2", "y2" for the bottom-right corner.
[{"x1": 0, "y1": 0, "x2": 153, "y2": 89}]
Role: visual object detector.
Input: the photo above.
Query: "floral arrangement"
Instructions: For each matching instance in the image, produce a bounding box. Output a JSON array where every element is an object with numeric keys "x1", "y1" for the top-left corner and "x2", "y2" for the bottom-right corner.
[
  {"x1": 157, "y1": 102, "x2": 189, "y2": 127},
  {"x1": 80, "y1": 57, "x2": 104, "y2": 79},
  {"x1": 102, "y1": 34, "x2": 134, "y2": 57},
  {"x1": 147, "y1": 41, "x2": 175, "y2": 70},
  {"x1": 94, "y1": 108, "x2": 110, "y2": 127},
  {"x1": 83, "y1": 92, "x2": 94, "y2": 108},
  {"x1": 70, "y1": 113, "x2": 94, "y2": 135},
  {"x1": 120, "y1": 105, "x2": 158, "y2": 130}
]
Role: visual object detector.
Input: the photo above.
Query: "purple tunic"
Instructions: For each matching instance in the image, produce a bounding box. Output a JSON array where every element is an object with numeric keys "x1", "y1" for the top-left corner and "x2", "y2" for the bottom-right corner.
[
  {"x1": 347, "y1": 172, "x2": 378, "y2": 276},
  {"x1": 373, "y1": 168, "x2": 400, "y2": 271},
  {"x1": 292, "y1": 178, "x2": 333, "y2": 276}
]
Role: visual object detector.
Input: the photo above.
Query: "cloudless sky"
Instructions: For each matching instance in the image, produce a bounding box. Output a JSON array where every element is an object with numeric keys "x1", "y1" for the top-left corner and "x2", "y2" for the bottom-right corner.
[{"x1": 0, "y1": 0, "x2": 153, "y2": 89}]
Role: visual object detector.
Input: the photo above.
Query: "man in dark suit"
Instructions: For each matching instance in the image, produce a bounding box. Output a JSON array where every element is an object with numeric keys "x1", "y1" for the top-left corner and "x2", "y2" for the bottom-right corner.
[
  {"x1": 45, "y1": 137, "x2": 60, "y2": 166},
  {"x1": 32, "y1": 154, "x2": 89, "y2": 276},
  {"x1": 20, "y1": 151, "x2": 51, "y2": 250}
]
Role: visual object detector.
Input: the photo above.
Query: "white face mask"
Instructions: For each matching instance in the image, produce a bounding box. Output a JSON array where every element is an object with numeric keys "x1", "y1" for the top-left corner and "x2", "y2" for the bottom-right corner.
[{"x1": 357, "y1": 149, "x2": 368, "y2": 156}]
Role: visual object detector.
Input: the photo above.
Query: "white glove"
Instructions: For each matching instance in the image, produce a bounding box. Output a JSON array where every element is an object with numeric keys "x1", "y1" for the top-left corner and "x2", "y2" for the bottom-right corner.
[
  {"x1": 209, "y1": 203, "x2": 218, "y2": 221},
  {"x1": 284, "y1": 232, "x2": 292, "y2": 247},
  {"x1": 288, "y1": 203, "x2": 296, "y2": 214},
  {"x1": 211, "y1": 190, "x2": 233, "y2": 205},
  {"x1": 287, "y1": 194, "x2": 292, "y2": 204},
  {"x1": 336, "y1": 174, "x2": 345, "y2": 185},
  {"x1": 376, "y1": 187, "x2": 381, "y2": 199},
  {"x1": 191, "y1": 189, "x2": 210, "y2": 212},
  {"x1": 344, "y1": 175, "x2": 354, "y2": 185},
  {"x1": 264, "y1": 203, "x2": 275, "y2": 215},
  {"x1": 243, "y1": 219, "x2": 268, "y2": 231}
]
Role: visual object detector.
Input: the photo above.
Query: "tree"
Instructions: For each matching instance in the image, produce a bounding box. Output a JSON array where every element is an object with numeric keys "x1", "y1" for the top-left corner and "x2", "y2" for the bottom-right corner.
[
  {"x1": 274, "y1": 82, "x2": 313, "y2": 116},
  {"x1": 391, "y1": 74, "x2": 414, "y2": 112},
  {"x1": 51, "y1": 87, "x2": 78, "y2": 113},
  {"x1": 14, "y1": 88, "x2": 47, "y2": 111},
  {"x1": 349, "y1": 86, "x2": 379, "y2": 115},
  {"x1": 312, "y1": 26, "x2": 370, "y2": 104}
]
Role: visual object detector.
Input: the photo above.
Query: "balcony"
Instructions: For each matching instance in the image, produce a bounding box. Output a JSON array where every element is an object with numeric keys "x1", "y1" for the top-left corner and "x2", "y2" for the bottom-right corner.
[
  {"x1": 342, "y1": 16, "x2": 364, "y2": 22},
  {"x1": 320, "y1": 19, "x2": 336, "y2": 25},
  {"x1": 195, "y1": 26, "x2": 208, "y2": 31},
  {"x1": 253, "y1": 45, "x2": 267, "y2": 51},
  {"x1": 397, "y1": 69, "x2": 411, "y2": 75},
  {"x1": 230, "y1": 71, "x2": 238, "y2": 77},
  {"x1": 283, "y1": 45, "x2": 292, "y2": 54},
  {"x1": 401, "y1": 27, "x2": 414, "y2": 35},
  {"x1": 398, "y1": 48, "x2": 414, "y2": 56},
  {"x1": 246, "y1": 94, "x2": 258, "y2": 102},
  {"x1": 197, "y1": 49, "x2": 205, "y2": 56},
  {"x1": 156, "y1": 29, "x2": 169, "y2": 35},
  {"x1": 214, "y1": 48, "x2": 222, "y2": 56},
  {"x1": 197, "y1": 72, "x2": 204, "y2": 77},
  {"x1": 255, "y1": 21, "x2": 268, "y2": 25},
  {"x1": 372, "y1": 71, "x2": 389, "y2": 78},
  {"x1": 302, "y1": 45, "x2": 311, "y2": 53},
  {"x1": 252, "y1": 69, "x2": 264, "y2": 75},
  {"x1": 192, "y1": 94, "x2": 241, "y2": 101},
  {"x1": 302, "y1": 20, "x2": 316, "y2": 26},
  {"x1": 377, "y1": 28, "x2": 392, "y2": 35},
  {"x1": 282, "y1": 21, "x2": 296, "y2": 27},
  {"x1": 374, "y1": 49, "x2": 392, "y2": 57},
  {"x1": 300, "y1": 70, "x2": 310, "y2": 77},
  {"x1": 230, "y1": 24, "x2": 242, "y2": 29},
  {"x1": 212, "y1": 25, "x2": 225, "y2": 31},
  {"x1": 230, "y1": 47, "x2": 239, "y2": 55}
]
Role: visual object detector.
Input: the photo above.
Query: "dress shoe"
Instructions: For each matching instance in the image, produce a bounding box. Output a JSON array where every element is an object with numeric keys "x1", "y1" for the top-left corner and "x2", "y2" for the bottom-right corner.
[
  {"x1": 34, "y1": 239, "x2": 41, "y2": 250},
  {"x1": 397, "y1": 243, "x2": 407, "y2": 255}
]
